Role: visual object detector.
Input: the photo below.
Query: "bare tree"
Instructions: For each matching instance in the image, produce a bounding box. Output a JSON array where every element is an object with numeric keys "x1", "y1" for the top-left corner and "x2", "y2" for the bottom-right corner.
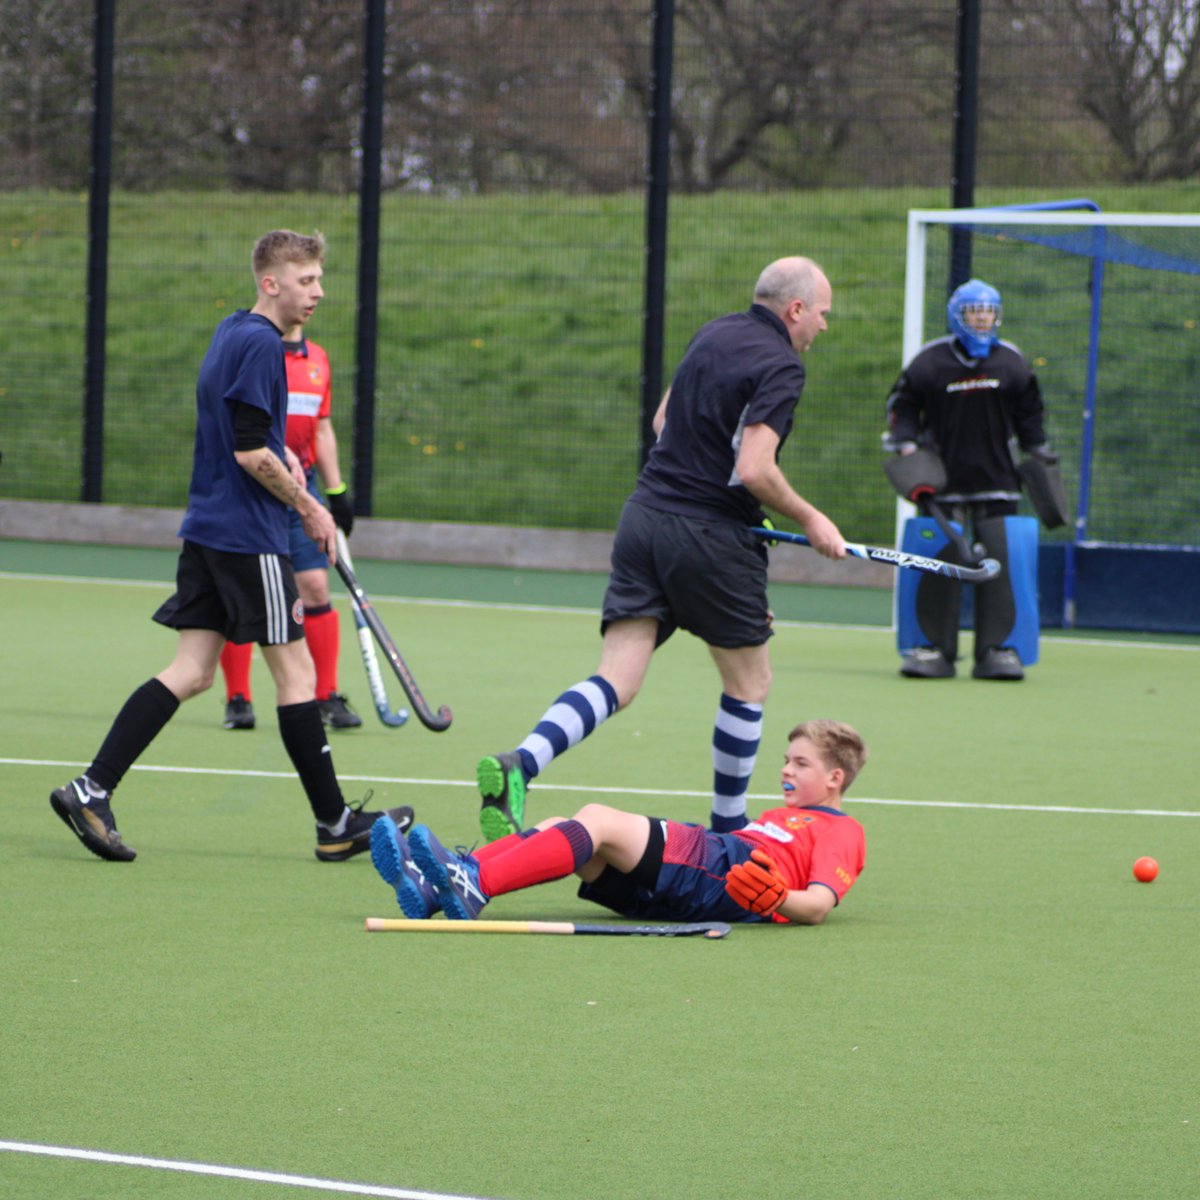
[
  {"x1": 1015, "y1": 0, "x2": 1200, "y2": 181},
  {"x1": 383, "y1": 2, "x2": 647, "y2": 194},
  {"x1": 0, "y1": 0, "x2": 93, "y2": 188}
]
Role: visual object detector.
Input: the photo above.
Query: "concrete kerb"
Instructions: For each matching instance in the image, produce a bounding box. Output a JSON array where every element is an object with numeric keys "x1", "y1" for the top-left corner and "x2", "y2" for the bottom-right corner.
[{"x1": 0, "y1": 499, "x2": 890, "y2": 589}]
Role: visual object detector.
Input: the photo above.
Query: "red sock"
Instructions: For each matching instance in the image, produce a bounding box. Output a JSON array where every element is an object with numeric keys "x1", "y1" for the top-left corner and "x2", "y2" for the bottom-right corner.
[
  {"x1": 220, "y1": 641, "x2": 253, "y2": 702},
  {"x1": 304, "y1": 605, "x2": 340, "y2": 700},
  {"x1": 472, "y1": 829, "x2": 534, "y2": 865},
  {"x1": 478, "y1": 820, "x2": 593, "y2": 897}
]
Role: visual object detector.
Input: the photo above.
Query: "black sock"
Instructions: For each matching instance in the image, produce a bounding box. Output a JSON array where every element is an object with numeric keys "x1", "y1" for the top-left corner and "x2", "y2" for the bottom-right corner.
[
  {"x1": 88, "y1": 678, "x2": 180, "y2": 794},
  {"x1": 277, "y1": 700, "x2": 344, "y2": 825}
]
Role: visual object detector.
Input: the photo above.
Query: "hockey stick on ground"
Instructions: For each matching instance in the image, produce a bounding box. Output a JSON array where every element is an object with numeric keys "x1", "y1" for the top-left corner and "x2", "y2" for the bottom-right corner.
[
  {"x1": 751, "y1": 526, "x2": 1001, "y2": 583},
  {"x1": 335, "y1": 530, "x2": 407, "y2": 728},
  {"x1": 332, "y1": 553, "x2": 453, "y2": 732},
  {"x1": 364, "y1": 917, "x2": 731, "y2": 938}
]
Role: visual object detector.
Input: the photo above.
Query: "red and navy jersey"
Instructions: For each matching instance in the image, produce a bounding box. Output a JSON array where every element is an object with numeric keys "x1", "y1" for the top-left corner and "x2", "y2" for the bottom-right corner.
[
  {"x1": 733, "y1": 805, "x2": 866, "y2": 906},
  {"x1": 633, "y1": 304, "x2": 805, "y2": 524},
  {"x1": 283, "y1": 339, "x2": 332, "y2": 471},
  {"x1": 179, "y1": 310, "x2": 289, "y2": 555},
  {"x1": 886, "y1": 335, "x2": 1046, "y2": 501}
]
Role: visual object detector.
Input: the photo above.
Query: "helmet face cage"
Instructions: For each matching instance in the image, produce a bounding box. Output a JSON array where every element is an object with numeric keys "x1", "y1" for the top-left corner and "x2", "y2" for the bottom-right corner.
[{"x1": 947, "y1": 279, "x2": 1002, "y2": 358}]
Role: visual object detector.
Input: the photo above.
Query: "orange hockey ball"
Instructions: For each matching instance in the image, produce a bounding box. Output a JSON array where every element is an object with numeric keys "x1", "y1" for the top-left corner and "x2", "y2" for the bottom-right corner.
[{"x1": 1133, "y1": 856, "x2": 1159, "y2": 883}]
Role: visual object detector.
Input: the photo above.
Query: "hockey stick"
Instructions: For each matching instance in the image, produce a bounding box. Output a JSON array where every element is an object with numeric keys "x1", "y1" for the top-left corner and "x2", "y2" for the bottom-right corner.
[
  {"x1": 332, "y1": 554, "x2": 453, "y2": 732},
  {"x1": 924, "y1": 498, "x2": 987, "y2": 569},
  {"x1": 751, "y1": 526, "x2": 1001, "y2": 583},
  {"x1": 364, "y1": 917, "x2": 731, "y2": 938},
  {"x1": 335, "y1": 531, "x2": 407, "y2": 728}
]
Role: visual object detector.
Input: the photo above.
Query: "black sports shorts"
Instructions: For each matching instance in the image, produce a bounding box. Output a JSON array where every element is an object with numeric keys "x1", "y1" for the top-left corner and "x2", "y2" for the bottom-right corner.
[
  {"x1": 152, "y1": 540, "x2": 304, "y2": 645},
  {"x1": 601, "y1": 499, "x2": 772, "y2": 648}
]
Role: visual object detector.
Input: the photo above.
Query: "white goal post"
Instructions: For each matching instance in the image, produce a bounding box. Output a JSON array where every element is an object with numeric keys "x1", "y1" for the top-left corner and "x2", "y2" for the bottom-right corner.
[{"x1": 898, "y1": 204, "x2": 1200, "y2": 630}]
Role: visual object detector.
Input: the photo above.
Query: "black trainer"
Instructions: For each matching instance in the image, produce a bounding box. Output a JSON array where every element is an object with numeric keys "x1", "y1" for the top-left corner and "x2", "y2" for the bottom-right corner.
[
  {"x1": 319, "y1": 692, "x2": 363, "y2": 729},
  {"x1": 972, "y1": 647, "x2": 1025, "y2": 681},
  {"x1": 50, "y1": 777, "x2": 137, "y2": 862},
  {"x1": 223, "y1": 694, "x2": 256, "y2": 730},
  {"x1": 315, "y1": 795, "x2": 404, "y2": 862},
  {"x1": 900, "y1": 647, "x2": 956, "y2": 679}
]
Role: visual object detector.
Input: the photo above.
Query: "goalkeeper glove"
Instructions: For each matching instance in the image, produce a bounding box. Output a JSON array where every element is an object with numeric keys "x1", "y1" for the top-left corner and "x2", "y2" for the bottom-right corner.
[
  {"x1": 724, "y1": 849, "x2": 788, "y2": 917},
  {"x1": 326, "y1": 484, "x2": 354, "y2": 535}
]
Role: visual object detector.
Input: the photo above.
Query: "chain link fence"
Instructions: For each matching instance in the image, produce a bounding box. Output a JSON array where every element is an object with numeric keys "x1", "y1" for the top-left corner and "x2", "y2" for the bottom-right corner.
[{"x1": 3, "y1": 1, "x2": 1197, "y2": 548}]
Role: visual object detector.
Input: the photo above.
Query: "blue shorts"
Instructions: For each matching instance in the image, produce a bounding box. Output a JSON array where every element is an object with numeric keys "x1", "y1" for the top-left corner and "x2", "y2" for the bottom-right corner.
[
  {"x1": 287, "y1": 472, "x2": 329, "y2": 573},
  {"x1": 578, "y1": 819, "x2": 767, "y2": 924}
]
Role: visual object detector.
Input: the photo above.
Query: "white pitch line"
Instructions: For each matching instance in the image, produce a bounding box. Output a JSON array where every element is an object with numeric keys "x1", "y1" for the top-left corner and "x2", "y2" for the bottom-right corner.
[
  {"x1": 4, "y1": 570, "x2": 1198, "y2": 649},
  {"x1": 0, "y1": 1141, "x2": 500, "y2": 1200},
  {"x1": 5, "y1": 757, "x2": 1199, "y2": 819}
]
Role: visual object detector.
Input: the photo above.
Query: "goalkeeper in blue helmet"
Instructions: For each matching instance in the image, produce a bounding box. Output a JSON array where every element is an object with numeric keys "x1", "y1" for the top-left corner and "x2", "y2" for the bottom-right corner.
[{"x1": 883, "y1": 278, "x2": 1055, "y2": 680}]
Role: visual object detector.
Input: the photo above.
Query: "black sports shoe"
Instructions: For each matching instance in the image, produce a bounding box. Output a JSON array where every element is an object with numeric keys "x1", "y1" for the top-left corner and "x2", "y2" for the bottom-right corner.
[
  {"x1": 315, "y1": 794, "x2": 405, "y2": 862},
  {"x1": 223, "y1": 694, "x2": 256, "y2": 730},
  {"x1": 900, "y1": 647, "x2": 956, "y2": 679},
  {"x1": 319, "y1": 692, "x2": 363, "y2": 729},
  {"x1": 972, "y1": 647, "x2": 1025, "y2": 681},
  {"x1": 50, "y1": 777, "x2": 137, "y2": 862}
]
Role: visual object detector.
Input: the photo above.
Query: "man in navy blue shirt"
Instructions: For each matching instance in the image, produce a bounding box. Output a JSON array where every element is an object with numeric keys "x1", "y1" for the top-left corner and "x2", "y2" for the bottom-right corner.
[
  {"x1": 49, "y1": 230, "x2": 405, "y2": 864},
  {"x1": 475, "y1": 257, "x2": 846, "y2": 842}
]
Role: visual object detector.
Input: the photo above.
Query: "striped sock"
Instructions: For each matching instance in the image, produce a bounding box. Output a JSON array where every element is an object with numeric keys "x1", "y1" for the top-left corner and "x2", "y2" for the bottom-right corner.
[
  {"x1": 515, "y1": 675, "x2": 619, "y2": 780},
  {"x1": 710, "y1": 693, "x2": 762, "y2": 832}
]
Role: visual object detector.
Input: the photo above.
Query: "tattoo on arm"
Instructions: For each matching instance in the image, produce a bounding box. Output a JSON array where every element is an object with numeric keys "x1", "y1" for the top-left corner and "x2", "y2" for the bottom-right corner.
[{"x1": 249, "y1": 451, "x2": 305, "y2": 508}]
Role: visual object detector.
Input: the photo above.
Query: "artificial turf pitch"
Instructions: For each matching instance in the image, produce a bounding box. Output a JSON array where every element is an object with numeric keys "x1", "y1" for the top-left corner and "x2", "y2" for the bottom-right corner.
[{"x1": 2, "y1": 542, "x2": 1197, "y2": 1199}]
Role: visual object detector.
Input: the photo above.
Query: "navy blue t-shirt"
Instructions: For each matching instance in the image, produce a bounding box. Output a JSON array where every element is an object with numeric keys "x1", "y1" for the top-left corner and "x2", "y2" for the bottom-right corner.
[
  {"x1": 632, "y1": 304, "x2": 805, "y2": 524},
  {"x1": 178, "y1": 310, "x2": 290, "y2": 554}
]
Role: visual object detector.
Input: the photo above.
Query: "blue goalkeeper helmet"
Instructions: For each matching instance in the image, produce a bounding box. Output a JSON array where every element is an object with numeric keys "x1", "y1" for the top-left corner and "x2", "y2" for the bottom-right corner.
[{"x1": 947, "y1": 279, "x2": 1002, "y2": 359}]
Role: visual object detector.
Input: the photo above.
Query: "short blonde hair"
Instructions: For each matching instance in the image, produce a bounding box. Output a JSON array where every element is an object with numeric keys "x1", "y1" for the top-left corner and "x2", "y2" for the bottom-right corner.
[
  {"x1": 788, "y1": 720, "x2": 868, "y2": 793},
  {"x1": 252, "y1": 229, "x2": 326, "y2": 279}
]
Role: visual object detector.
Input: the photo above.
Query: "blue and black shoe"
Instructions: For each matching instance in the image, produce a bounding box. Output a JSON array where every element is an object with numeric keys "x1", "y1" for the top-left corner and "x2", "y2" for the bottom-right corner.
[
  {"x1": 370, "y1": 809, "x2": 439, "y2": 918},
  {"x1": 408, "y1": 824, "x2": 489, "y2": 920}
]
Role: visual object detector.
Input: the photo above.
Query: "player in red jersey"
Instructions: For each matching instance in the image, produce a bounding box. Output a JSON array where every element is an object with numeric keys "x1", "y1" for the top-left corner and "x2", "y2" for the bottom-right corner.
[
  {"x1": 219, "y1": 328, "x2": 361, "y2": 730},
  {"x1": 372, "y1": 720, "x2": 867, "y2": 927}
]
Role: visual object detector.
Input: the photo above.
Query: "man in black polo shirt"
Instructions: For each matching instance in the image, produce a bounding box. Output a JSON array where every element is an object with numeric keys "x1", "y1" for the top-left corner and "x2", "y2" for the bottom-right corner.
[{"x1": 476, "y1": 257, "x2": 845, "y2": 841}]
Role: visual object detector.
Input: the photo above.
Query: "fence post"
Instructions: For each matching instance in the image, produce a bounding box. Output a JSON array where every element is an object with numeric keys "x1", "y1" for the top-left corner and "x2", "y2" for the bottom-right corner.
[
  {"x1": 82, "y1": 0, "x2": 115, "y2": 502},
  {"x1": 353, "y1": 0, "x2": 386, "y2": 516},
  {"x1": 948, "y1": 0, "x2": 980, "y2": 294},
  {"x1": 638, "y1": 0, "x2": 674, "y2": 468}
]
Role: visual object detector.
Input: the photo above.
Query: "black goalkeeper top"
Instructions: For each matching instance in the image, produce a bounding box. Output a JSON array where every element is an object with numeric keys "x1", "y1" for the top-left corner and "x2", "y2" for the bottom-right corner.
[
  {"x1": 632, "y1": 304, "x2": 805, "y2": 524},
  {"x1": 885, "y1": 335, "x2": 1047, "y2": 501}
]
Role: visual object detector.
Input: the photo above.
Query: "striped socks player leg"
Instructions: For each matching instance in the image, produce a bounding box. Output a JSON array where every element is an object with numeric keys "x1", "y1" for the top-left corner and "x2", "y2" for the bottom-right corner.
[
  {"x1": 515, "y1": 675, "x2": 619, "y2": 781},
  {"x1": 710, "y1": 693, "x2": 762, "y2": 832}
]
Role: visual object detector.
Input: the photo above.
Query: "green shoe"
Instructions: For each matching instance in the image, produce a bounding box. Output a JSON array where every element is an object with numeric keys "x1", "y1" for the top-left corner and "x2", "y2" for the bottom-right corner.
[{"x1": 477, "y1": 752, "x2": 527, "y2": 842}]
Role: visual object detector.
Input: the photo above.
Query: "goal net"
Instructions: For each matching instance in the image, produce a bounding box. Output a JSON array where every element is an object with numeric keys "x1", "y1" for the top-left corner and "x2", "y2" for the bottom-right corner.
[{"x1": 905, "y1": 204, "x2": 1200, "y2": 550}]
